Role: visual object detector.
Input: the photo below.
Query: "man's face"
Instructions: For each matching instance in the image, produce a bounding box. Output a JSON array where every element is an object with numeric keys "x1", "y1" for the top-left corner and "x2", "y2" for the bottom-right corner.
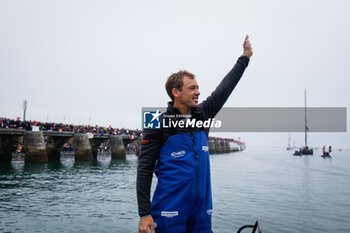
[{"x1": 174, "y1": 76, "x2": 200, "y2": 109}]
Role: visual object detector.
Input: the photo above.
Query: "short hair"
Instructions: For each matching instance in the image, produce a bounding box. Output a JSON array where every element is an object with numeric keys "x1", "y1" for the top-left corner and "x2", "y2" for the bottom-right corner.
[{"x1": 165, "y1": 70, "x2": 195, "y2": 101}]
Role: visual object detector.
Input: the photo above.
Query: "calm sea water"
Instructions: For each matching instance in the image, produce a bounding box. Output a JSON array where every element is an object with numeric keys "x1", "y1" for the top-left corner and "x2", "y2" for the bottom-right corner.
[{"x1": 1, "y1": 148, "x2": 350, "y2": 233}]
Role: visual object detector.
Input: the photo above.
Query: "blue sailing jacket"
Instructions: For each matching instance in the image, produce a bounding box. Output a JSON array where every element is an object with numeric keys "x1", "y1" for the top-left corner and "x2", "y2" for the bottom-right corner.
[{"x1": 151, "y1": 130, "x2": 212, "y2": 232}]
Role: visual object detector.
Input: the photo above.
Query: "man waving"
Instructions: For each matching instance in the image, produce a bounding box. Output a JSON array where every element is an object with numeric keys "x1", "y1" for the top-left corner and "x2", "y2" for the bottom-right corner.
[{"x1": 137, "y1": 36, "x2": 253, "y2": 233}]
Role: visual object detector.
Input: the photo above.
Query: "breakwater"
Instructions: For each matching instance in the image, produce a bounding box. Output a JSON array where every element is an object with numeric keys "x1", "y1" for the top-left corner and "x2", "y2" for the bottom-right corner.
[
  {"x1": 0, "y1": 129, "x2": 244, "y2": 163},
  {"x1": 0, "y1": 129, "x2": 139, "y2": 163}
]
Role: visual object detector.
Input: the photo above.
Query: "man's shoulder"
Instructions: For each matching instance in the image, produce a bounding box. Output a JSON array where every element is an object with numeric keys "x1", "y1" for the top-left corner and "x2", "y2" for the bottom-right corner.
[{"x1": 193, "y1": 105, "x2": 205, "y2": 113}]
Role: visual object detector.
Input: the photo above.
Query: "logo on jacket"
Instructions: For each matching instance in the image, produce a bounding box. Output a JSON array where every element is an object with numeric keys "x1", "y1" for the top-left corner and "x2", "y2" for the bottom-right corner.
[
  {"x1": 202, "y1": 146, "x2": 209, "y2": 152},
  {"x1": 161, "y1": 211, "x2": 179, "y2": 218},
  {"x1": 170, "y1": 150, "x2": 186, "y2": 158},
  {"x1": 143, "y1": 110, "x2": 161, "y2": 129}
]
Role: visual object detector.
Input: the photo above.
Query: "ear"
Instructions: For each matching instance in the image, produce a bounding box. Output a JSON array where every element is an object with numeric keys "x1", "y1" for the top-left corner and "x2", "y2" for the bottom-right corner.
[{"x1": 172, "y1": 88, "x2": 181, "y2": 99}]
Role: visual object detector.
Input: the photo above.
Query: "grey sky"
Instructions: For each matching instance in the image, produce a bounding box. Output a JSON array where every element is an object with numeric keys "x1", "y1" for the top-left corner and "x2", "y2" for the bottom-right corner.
[{"x1": 1, "y1": 0, "x2": 349, "y2": 147}]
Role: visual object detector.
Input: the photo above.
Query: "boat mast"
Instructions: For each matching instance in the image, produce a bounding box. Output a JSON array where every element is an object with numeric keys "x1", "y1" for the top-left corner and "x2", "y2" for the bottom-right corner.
[
  {"x1": 288, "y1": 132, "x2": 291, "y2": 148},
  {"x1": 304, "y1": 89, "x2": 307, "y2": 147},
  {"x1": 288, "y1": 126, "x2": 291, "y2": 148}
]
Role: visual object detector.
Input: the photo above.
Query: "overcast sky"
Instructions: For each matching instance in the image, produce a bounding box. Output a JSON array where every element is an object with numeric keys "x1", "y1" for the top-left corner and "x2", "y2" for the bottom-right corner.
[{"x1": 1, "y1": 0, "x2": 349, "y2": 147}]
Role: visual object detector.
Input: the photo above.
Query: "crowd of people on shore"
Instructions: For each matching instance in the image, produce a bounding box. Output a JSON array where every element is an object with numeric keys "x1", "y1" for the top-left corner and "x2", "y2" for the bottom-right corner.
[
  {"x1": 1, "y1": 117, "x2": 245, "y2": 148},
  {"x1": 0, "y1": 117, "x2": 142, "y2": 136}
]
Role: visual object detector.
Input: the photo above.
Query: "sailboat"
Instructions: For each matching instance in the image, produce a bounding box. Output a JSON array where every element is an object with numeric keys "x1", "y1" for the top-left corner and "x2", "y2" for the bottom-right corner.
[
  {"x1": 286, "y1": 130, "x2": 293, "y2": 150},
  {"x1": 293, "y1": 89, "x2": 313, "y2": 156}
]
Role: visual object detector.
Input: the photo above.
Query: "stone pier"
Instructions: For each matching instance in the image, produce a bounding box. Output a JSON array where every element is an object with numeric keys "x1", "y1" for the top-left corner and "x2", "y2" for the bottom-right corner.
[
  {"x1": 23, "y1": 131, "x2": 48, "y2": 163},
  {"x1": 109, "y1": 135, "x2": 126, "y2": 159},
  {"x1": 214, "y1": 141, "x2": 221, "y2": 154},
  {"x1": 208, "y1": 140, "x2": 216, "y2": 154},
  {"x1": 224, "y1": 141, "x2": 230, "y2": 153},
  {"x1": 73, "y1": 134, "x2": 93, "y2": 161},
  {"x1": 219, "y1": 140, "x2": 225, "y2": 153}
]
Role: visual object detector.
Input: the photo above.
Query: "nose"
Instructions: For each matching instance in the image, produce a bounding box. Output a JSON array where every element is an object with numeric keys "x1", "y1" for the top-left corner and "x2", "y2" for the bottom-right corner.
[{"x1": 196, "y1": 88, "x2": 200, "y2": 96}]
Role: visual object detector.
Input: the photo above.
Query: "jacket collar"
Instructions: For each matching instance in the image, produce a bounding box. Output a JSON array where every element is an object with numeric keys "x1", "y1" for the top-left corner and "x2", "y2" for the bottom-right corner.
[{"x1": 166, "y1": 101, "x2": 203, "y2": 116}]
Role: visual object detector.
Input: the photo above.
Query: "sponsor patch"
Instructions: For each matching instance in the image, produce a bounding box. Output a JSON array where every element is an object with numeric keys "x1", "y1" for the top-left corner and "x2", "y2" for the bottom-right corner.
[
  {"x1": 202, "y1": 146, "x2": 209, "y2": 152},
  {"x1": 170, "y1": 150, "x2": 186, "y2": 158},
  {"x1": 161, "y1": 211, "x2": 178, "y2": 218}
]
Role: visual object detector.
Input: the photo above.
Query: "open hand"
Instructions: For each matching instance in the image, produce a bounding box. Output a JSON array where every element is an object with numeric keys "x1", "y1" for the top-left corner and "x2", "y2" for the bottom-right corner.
[
  {"x1": 242, "y1": 35, "x2": 253, "y2": 58},
  {"x1": 139, "y1": 216, "x2": 156, "y2": 233}
]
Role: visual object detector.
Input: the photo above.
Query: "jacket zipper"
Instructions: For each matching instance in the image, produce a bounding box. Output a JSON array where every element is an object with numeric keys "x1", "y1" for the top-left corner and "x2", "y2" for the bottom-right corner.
[{"x1": 190, "y1": 131, "x2": 199, "y2": 208}]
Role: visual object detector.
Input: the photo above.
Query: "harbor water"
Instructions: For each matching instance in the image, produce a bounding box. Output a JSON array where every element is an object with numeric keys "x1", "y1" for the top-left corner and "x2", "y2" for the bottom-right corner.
[{"x1": 1, "y1": 148, "x2": 350, "y2": 233}]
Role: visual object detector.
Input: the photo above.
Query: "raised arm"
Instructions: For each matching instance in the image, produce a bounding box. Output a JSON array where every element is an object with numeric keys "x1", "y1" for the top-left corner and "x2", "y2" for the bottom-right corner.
[{"x1": 199, "y1": 35, "x2": 253, "y2": 119}]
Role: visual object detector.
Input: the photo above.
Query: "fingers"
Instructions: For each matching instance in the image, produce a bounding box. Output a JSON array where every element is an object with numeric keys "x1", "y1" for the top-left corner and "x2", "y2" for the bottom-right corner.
[
  {"x1": 150, "y1": 221, "x2": 156, "y2": 233},
  {"x1": 243, "y1": 37, "x2": 250, "y2": 48},
  {"x1": 139, "y1": 217, "x2": 155, "y2": 233},
  {"x1": 244, "y1": 35, "x2": 251, "y2": 46},
  {"x1": 138, "y1": 221, "x2": 147, "y2": 233},
  {"x1": 138, "y1": 226, "x2": 146, "y2": 233},
  {"x1": 139, "y1": 227, "x2": 150, "y2": 233},
  {"x1": 242, "y1": 35, "x2": 253, "y2": 58},
  {"x1": 139, "y1": 224, "x2": 151, "y2": 233},
  {"x1": 151, "y1": 225, "x2": 156, "y2": 233}
]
